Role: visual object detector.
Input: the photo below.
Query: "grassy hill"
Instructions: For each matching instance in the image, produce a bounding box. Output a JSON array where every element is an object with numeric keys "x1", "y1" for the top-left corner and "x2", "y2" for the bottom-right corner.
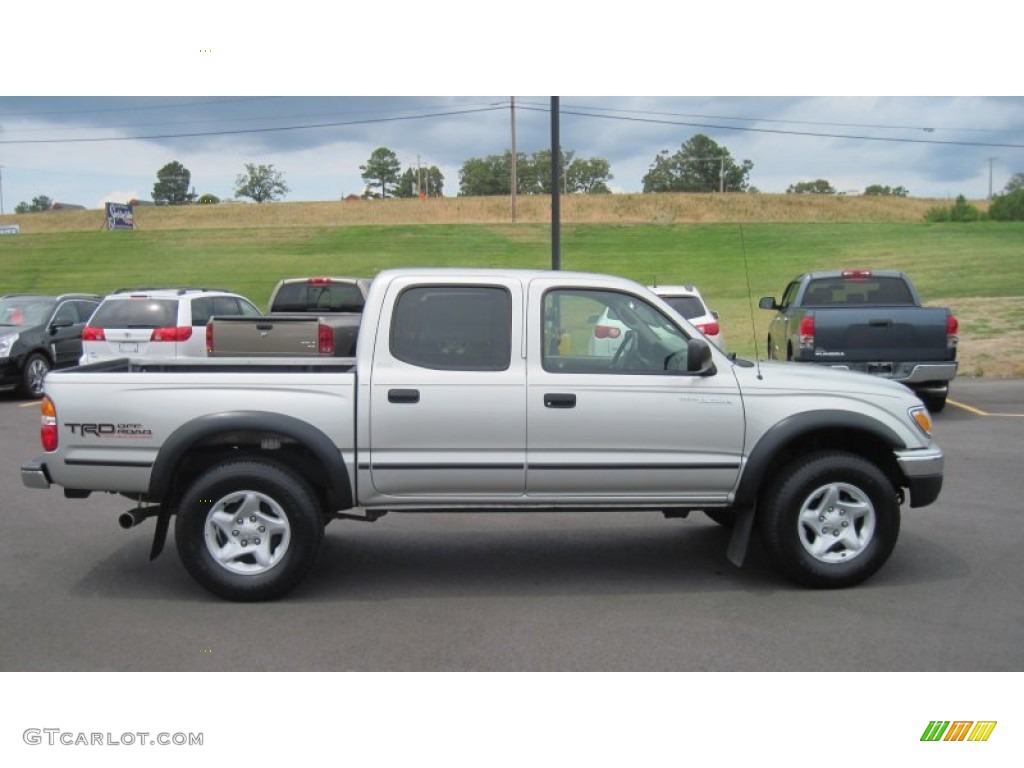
[{"x1": 1, "y1": 193, "x2": 1020, "y2": 378}]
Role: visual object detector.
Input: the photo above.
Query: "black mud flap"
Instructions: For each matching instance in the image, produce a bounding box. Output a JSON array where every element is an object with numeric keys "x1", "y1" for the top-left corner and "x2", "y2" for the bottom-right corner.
[
  {"x1": 726, "y1": 506, "x2": 755, "y2": 567},
  {"x1": 149, "y1": 508, "x2": 173, "y2": 561}
]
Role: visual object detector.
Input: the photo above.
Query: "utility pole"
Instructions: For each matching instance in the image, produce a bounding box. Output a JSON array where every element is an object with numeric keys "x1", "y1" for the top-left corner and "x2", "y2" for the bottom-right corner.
[
  {"x1": 986, "y1": 157, "x2": 998, "y2": 199},
  {"x1": 510, "y1": 97, "x2": 517, "y2": 223},
  {"x1": 0, "y1": 165, "x2": 5, "y2": 215},
  {"x1": 551, "y1": 97, "x2": 561, "y2": 271}
]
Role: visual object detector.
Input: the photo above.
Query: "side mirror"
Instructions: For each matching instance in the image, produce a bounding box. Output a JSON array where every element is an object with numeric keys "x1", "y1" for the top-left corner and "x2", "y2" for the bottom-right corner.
[
  {"x1": 686, "y1": 338, "x2": 715, "y2": 374},
  {"x1": 666, "y1": 338, "x2": 716, "y2": 376},
  {"x1": 49, "y1": 319, "x2": 73, "y2": 332},
  {"x1": 758, "y1": 296, "x2": 778, "y2": 311}
]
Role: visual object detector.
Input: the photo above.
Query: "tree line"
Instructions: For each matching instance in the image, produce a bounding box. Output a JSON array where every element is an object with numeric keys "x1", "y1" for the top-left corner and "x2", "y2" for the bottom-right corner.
[{"x1": 12, "y1": 139, "x2": 1024, "y2": 214}]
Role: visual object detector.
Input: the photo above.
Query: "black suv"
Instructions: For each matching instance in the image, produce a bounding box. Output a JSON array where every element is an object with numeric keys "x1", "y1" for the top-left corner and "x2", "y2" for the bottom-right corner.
[{"x1": 0, "y1": 293, "x2": 101, "y2": 397}]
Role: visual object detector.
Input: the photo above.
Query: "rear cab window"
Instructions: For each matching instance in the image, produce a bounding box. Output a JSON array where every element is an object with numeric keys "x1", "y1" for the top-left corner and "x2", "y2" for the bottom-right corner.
[
  {"x1": 804, "y1": 277, "x2": 916, "y2": 306},
  {"x1": 272, "y1": 282, "x2": 367, "y2": 313}
]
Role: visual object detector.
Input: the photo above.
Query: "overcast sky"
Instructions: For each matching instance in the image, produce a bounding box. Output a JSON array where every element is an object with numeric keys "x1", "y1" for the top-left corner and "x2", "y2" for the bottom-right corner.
[{"x1": 1, "y1": 4, "x2": 1021, "y2": 210}]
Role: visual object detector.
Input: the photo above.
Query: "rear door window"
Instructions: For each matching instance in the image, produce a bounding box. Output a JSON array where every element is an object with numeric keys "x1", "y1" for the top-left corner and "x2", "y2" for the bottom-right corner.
[{"x1": 390, "y1": 285, "x2": 511, "y2": 371}]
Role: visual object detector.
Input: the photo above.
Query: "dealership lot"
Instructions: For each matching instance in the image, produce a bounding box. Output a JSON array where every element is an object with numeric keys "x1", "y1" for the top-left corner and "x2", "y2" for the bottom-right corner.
[{"x1": 1, "y1": 378, "x2": 1022, "y2": 672}]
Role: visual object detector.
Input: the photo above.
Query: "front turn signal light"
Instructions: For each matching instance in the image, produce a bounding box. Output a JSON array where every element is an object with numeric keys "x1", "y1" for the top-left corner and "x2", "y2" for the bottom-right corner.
[{"x1": 910, "y1": 406, "x2": 932, "y2": 437}]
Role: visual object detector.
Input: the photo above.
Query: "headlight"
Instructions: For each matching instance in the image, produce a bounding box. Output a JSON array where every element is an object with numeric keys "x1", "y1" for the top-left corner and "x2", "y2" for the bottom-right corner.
[
  {"x1": 909, "y1": 405, "x2": 933, "y2": 437},
  {"x1": 0, "y1": 333, "x2": 19, "y2": 359}
]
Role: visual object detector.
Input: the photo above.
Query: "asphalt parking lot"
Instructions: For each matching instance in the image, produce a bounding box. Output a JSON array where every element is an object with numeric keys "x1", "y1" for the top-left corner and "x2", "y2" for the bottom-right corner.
[{"x1": 0, "y1": 378, "x2": 1022, "y2": 672}]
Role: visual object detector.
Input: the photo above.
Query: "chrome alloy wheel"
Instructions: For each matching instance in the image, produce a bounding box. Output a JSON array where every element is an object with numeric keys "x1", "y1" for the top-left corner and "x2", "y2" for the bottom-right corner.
[
  {"x1": 796, "y1": 482, "x2": 876, "y2": 564},
  {"x1": 203, "y1": 491, "x2": 292, "y2": 575},
  {"x1": 25, "y1": 356, "x2": 50, "y2": 397}
]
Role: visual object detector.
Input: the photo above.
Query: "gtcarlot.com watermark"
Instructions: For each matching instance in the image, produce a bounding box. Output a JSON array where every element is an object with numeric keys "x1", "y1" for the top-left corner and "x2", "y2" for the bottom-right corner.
[{"x1": 23, "y1": 728, "x2": 203, "y2": 747}]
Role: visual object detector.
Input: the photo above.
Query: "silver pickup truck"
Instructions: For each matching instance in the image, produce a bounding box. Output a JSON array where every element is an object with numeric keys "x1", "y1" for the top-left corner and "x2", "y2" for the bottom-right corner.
[{"x1": 22, "y1": 269, "x2": 944, "y2": 600}]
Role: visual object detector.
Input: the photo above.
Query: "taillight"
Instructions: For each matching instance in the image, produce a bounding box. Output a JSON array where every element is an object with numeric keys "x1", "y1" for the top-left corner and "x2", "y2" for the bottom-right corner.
[
  {"x1": 947, "y1": 314, "x2": 959, "y2": 351},
  {"x1": 206, "y1": 322, "x2": 214, "y2": 354},
  {"x1": 308, "y1": 277, "x2": 332, "y2": 285},
  {"x1": 841, "y1": 270, "x2": 872, "y2": 280},
  {"x1": 318, "y1": 323, "x2": 334, "y2": 355},
  {"x1": 593, "y1": 325, "x2": 622, "y2": 340},
  {"x1": 798, "y1": 316, "x2": 815, "y2": 351},
  {"x1": 695, "y1": 321, "x2": 720, "y2": 337},
  {"x1": 82, "y1": 326, "x2": 105, "y2": 341},
  {"x1": 150, "y1": 326, "x2": 193, "y2": 342},
  {"x1": 41, "y1": 396, "x2": 58, "y2": 452}
]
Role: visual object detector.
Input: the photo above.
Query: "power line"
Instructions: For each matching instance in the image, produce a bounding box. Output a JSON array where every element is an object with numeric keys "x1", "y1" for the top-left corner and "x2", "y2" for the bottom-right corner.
[
  {"x1": 516, "y1": 104, "x2": 1024, "y2": 150},
  {"x1": 0, "y1": 96, "x2": 277, "y2": 118},
  {"x1": 0, "y1": 105, "x2": 508, "y2": 146},
  {"x1": 518, "y1": 99, "x2": 1024, "y2": 136},
  {"x1": 0, "y1": 100, "x2": 505, "y2": 136}
]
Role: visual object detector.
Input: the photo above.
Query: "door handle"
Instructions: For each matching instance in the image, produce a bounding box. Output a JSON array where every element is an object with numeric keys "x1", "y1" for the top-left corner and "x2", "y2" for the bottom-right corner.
[
  {"x1": 544, "y1": 393, "x2": 576, "y2": 408},
  {"x1": 388, "y1": 388, "x2": 420, "y2": 404}
]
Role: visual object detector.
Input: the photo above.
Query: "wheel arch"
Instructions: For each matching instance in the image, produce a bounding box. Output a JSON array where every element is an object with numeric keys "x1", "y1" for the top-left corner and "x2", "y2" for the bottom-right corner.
[
  {"x1": 735, "y1": 410, "x2": 904, "y2": 510},
  {"x1": 149, "y1": 411, "x2": 353, "y2": 511}
]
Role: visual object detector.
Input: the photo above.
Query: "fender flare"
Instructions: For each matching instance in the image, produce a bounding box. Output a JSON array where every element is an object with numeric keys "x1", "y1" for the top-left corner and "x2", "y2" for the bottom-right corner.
[
  {"x1": 734, "y1": 409, "x2": 903, "y2": 509},
  {"x1": 147, "y1": 411, "x2": 352, "y2": 507}
]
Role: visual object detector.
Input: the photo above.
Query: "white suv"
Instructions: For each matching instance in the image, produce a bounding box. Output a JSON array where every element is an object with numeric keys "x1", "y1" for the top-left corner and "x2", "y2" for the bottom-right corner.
[
  {"x1": 81, "y1": 288, "x2": 261, "y2": 363},
  {"x1": 588, "y1": 283, "x2": 724, "y2": 356}
]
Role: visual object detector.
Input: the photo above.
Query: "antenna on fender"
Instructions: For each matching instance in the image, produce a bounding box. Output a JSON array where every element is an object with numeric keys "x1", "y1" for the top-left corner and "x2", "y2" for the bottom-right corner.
[{"x1": 739, "y1": 224, "x2": 763, "y2": 380}]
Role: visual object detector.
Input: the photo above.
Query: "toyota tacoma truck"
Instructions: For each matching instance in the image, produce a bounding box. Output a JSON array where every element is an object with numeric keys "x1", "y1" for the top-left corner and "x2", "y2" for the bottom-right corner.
[
  {"x1": 22, "y1": 269, "x2": 944, "y2": 601},
  {"x1": 759, "y1": 269, "x2": 958, "y2": 411},
  {"x1": 206, "y1": 276, "x2": 370, "y2": 357}
]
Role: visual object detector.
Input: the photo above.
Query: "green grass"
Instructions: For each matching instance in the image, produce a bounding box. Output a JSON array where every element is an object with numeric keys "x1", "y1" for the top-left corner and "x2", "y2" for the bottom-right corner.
[{"x1": 3, "y1": 220, "x2": 1022, "y2": 362}]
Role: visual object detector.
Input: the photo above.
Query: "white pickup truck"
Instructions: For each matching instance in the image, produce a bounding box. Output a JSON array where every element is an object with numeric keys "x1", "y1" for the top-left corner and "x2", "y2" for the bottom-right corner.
[{"x1": 21, "y1": 269, "x2": 944, "y2": 600}]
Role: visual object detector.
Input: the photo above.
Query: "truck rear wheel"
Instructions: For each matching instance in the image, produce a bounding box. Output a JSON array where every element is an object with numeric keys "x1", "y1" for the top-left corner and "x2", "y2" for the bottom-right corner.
[
  {"x1": 174, "y1": 458, "x2": 324, "y2": 601},
  {"x1": 758, "y1": 451, "x2": 900, "y2": 588}
]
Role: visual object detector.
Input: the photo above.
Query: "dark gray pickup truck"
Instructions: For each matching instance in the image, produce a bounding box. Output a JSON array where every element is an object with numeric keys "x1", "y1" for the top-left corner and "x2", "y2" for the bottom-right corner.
[
  {"x1": 759, "y1": 270, "x2": 958, "y2": 412},
  {"x1": 207, "y1": 277, "x2": 370, "y2": 357}
]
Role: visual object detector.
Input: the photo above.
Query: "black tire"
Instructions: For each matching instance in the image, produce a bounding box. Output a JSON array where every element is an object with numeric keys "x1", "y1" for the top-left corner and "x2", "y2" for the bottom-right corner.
[
  {"x1": 174, "y1": 458, "x2": 324, "y2": 601},
  {"x1": 758, "y1": 451, "x2": 900, "y2": 588},
  {"x1": 922, "y1": 391, "x2": 947, "y2": 413},
  {"x1": 21, "y1": 352, "x2": 51, "y2": 398}
]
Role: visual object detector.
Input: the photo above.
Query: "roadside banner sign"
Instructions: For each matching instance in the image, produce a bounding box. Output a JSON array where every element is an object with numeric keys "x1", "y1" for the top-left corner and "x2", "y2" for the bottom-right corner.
[
  {"x1": 105, "y1": 202, "x2": 135, "y2": 230},
  {"x1": 0, "y1": 224, "x2": 19, "y2": 235}
]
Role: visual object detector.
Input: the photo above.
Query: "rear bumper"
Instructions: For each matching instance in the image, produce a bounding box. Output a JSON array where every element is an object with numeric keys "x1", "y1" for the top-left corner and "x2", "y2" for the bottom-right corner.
[
  {"x1": 21, "y1": 458, "x2": 52, "y2": 489},
  {"x1": 895, "y1": 362, "x2": 958, "y2": 385},
  {"x1": 816, "y1": 361, "x2": 958, "y2": 385},
  {"x1": 896, "y1": 447, "x2": 944, "y2": 508}
]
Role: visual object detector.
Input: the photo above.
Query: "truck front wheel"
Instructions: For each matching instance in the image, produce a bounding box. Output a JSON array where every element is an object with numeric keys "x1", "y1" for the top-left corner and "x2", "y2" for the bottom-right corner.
[
  {"x1": 175, "y1": 459, "x2": 324, "y2": 601},
  {"x1": 758, "y1": 451, "x2": 900, "y2": 588}
]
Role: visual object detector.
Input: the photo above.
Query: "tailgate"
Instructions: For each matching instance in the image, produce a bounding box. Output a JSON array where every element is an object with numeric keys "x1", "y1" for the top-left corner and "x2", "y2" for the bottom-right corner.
[
  {"x1": 811, "y1": 307, "x2": 952, "y2": 362},
  {"x1": 208, "y1": 315, "x2": 323, "y2": 357}
]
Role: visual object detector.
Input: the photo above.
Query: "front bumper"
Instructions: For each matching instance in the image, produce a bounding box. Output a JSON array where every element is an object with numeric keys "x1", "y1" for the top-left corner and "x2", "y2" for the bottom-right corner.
[
  {"x1": 896, "y1": 447, "x2": 944, "y2": 507},
  {"x1": 21, "y1": 458, "x2": 52, "y2": 489}
]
